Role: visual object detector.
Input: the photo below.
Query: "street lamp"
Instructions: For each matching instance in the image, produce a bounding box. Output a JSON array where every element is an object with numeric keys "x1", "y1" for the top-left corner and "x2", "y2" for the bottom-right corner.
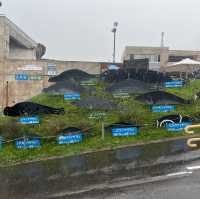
[{"x1": 111, "y1": 22, "x2": 118, "y2": 63}]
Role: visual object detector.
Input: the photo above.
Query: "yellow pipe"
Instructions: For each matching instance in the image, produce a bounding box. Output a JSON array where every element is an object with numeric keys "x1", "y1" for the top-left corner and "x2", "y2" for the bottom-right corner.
[
  {"x1": 184, "y1": 124, "x2": 200, "y2": 134},
  {"x1": 187, "y1": 138, "x2": 200, "y2": 148}
]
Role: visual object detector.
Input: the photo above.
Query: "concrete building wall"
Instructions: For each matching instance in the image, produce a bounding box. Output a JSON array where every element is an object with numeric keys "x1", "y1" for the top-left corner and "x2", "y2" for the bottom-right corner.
[
  {"x1": 0, "y1": 16, "x2": 103, "y2": 110},
  {"x1": 9, "y1": 42, "x2": 36, "y2": 60},
  {"x1": 122, "y1": 46, "x2": 200, "y2": 71},
  {"x1": 123, "y1": 46, "x2": 168, "y2": 61},
  {"x1": 0, "y1": 59, "x2": 101, "y2": 109},
  {"x1": 0, "y1": 15, "x2": 44, "y2": 61},
  {"x1": 0, "y1": 16, "x2": 9, "y2": 60}
]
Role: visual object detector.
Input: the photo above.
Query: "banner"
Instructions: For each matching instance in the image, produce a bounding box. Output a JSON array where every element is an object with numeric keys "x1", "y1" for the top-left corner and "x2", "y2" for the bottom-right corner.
[{"x1": 17, "y1": 64, "x2": 42, "y2": 71}]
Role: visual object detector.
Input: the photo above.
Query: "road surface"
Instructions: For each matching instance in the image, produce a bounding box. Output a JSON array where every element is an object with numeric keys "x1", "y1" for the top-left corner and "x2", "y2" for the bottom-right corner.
[{"x1": 1, "y1": 138, "x2": 200, "y2": 199}]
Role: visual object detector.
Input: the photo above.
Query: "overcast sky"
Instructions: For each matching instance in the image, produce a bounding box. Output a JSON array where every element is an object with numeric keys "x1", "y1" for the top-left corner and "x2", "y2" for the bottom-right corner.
[{"x1": 1, "y1": 0, "x2": 200, "y2": 62}]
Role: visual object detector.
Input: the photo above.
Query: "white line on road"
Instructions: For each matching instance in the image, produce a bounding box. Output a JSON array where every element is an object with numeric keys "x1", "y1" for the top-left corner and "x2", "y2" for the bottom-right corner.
[
  {"x1": 166, "y1": 171, "x2": 192, "y2": 177},
  {"x1": 187, "y1": 165, "x2": 200, "y2": 171}
]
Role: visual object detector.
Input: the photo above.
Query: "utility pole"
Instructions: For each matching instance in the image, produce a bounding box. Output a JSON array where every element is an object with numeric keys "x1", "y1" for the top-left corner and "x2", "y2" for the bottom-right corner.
[
  {"x1": 160, "y1": 32, "x2": 165, "y2": 73},
  {"x1": 161, "y1": 32, "x2": 165, "y2": 48},
  {"x1": 101, "y1": 121, "x2": 105, "y2": 140},
  {"x1": 5, "y1": 81, "x2": 8, "y2": 107},
  {"x1": 111, "y1": 22, "x2": 118, "y2": 63}
]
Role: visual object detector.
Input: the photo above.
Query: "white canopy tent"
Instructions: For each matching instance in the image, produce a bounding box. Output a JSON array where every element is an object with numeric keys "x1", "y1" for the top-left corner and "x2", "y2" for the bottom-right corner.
[{"x1": 165, "y1": 58, "x2": 200, "y2": 78}]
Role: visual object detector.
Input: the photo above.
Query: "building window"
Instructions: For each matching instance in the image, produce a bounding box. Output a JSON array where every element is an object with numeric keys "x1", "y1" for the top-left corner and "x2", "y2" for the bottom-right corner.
[
  {"x1": 133, "y1": 54, "x2": 159, "y2": 63},
  {"x1": 169, "y1": 56, "x2": 194, "y2": 62},
  {"x1": 130, "y1": 54, "x2": 134, "y2": 61}
]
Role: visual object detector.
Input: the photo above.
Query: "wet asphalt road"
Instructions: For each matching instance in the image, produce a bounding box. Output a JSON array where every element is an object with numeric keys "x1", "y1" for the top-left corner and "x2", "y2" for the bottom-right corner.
[
  {"x1": 1, "y1": 138, "x2": 200, "y2": 199},
  {"x1": 74, "y1": 160, "x2": 200, "y2": 199},
  {"x1": 81, "y1": 172, "x2": 200, "y2": 199}
]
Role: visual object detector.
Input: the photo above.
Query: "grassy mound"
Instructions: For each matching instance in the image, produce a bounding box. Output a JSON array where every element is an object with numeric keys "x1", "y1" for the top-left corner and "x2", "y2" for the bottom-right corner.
[{"x1": 0, "y1": 80, "x2": 200, "y2": 166}]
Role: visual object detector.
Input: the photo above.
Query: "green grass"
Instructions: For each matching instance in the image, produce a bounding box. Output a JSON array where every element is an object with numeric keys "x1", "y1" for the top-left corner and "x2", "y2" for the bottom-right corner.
[{"x1": 0, "y1": 80, "x2": 200, "y2": 167}]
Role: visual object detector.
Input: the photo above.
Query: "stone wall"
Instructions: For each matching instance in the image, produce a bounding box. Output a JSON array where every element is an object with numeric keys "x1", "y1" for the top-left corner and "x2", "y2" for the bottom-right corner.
[{"x1": 0, "y1": 59, "x2": 101, "y2": 109}]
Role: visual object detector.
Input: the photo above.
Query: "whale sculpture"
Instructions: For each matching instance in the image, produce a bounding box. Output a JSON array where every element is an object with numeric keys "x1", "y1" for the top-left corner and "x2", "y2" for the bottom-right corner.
[
  {"x1": 135, "y1": 91, "x2": 193, "y2": 105},
  {"x1": 4, "y1": 102, "x2": 65, "y2": 116},
  {"x1": 43, "y1": 80, "x2": 94, "y2": 94},
  {"x1": 156, "y1": 114, "x2": 192, "y2": 127},
  {"x1": 48, "y1": 69, "x2": 95, "y2": 82},
  {"x1": 106, "y1": 79, "x2": 154, "y2": 94}
]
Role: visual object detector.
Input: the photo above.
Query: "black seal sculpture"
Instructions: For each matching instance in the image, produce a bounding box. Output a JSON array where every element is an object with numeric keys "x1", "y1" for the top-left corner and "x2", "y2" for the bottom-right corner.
[{"x1": 4, "y1": 102, "x2": 65, "y2": 116}]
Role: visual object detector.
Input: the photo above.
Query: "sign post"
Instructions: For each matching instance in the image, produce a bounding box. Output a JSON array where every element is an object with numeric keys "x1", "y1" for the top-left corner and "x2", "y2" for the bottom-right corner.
[
  {"x1": 89, "y1": 112, "x2": 106, "y2": 140},
  {"x1": 101, "y1": 121, "x2": 105, "y2": 140}
]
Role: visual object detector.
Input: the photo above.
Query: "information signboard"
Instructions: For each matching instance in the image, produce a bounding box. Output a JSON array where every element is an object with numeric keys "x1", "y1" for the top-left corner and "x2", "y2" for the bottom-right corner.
[
  {"x1": 15, "y1": 139, "x2": 41, "y2": 149},
  {"x1": 165, "y1": 81, "x2": 183, "y2": 88},
  {"x1": 112, "y1": 127, "x2": 138, "y2": 137},
  {"x1": 29, "y1": 75, "x2": 42, "y2": 80},
  {"x1": 57, "y1": 133, "x2": 83, "y2": 144},
  {"x1": 166, "y1": 122, "x2": 192, "y2": 131},
  {"x1": 0, "y1": 136, "x2": 4, "y2": 149},
  {"x1": 17, "y1": 64, "x2": 42, "y2": 71},
  {"x1": 64, "y1": 93, "x2": 80, "y2": 100},
  {"x1": 89, "y1": 112, "x2": 106, "y2": 120},
  {"x1": 47, "y1": 63, "x2": 57, "y2": 76},
  {"x1": 113, "y1": 92, "x2": 130, "y2": 99},
  {"x1": 152, "y1": 105, "x2": 175, "y2": 112},
  {"x1": 15, "y1": 74, "x2": 29, "y2": 80},
  {"x1": 19, "y1": 117, "x2": 40, "y2": 124},
  {"x1": 80, "y1": 79, "x2": 97, "y2": 86}
]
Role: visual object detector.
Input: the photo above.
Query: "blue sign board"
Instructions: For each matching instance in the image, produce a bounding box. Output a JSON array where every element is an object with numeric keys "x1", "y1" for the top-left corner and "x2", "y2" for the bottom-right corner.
[
  {"x1": 64, "y1": 93, "x2": 80, "y2": 100},
  {"x1": 152, "y1": 105, "x2": 175, "y2": 112},
  {"x1": 19, "y1": 117, "x2": 40, "y2": 124},
  {"x1": 15, "y1": 74, "x2": 29, "y2": 80},
  {"x1": 58, "y1": 133, "x2": 83, "y2": 144},
  {"x1": 15, "y1": 139, "x2": 41, "y2": 149},
  {"x1": 166, "y1": 122, "x2": 192, "y2": 132},
  {"x1": 165, "y1": 81, "x2": 183, "y2": 88},
  {"x1": 0, "y1": 136, "x2": 4, "y2": 149},
  {"x1": 112, "y1": 127, "x2": 138, "y2": 137}
]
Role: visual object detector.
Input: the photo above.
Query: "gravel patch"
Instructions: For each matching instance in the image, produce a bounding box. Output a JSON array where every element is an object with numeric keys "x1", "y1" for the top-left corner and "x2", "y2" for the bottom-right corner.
[{"x1": 72, "y1": 96, "x2": 116, "y2": 110}]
